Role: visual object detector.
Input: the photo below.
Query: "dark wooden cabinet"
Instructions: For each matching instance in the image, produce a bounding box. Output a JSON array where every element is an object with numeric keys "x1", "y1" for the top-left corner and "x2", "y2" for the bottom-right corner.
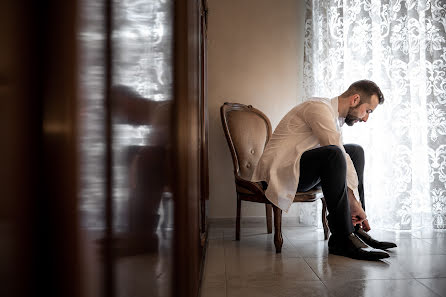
[{"x1": 0, "y1": 1, "x2": 208, "y2": 297}]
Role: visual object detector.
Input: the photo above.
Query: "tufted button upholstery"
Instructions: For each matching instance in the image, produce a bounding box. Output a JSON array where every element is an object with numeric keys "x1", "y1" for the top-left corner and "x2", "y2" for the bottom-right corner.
[{"x1": 226, "y1": 110, "x2": 268, "y2": 180}]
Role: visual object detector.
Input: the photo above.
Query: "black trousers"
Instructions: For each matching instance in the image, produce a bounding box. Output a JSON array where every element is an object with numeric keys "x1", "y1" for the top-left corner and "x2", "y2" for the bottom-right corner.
[{"x1": 296, "y1": 144, "x2": 365, "y2": 236}]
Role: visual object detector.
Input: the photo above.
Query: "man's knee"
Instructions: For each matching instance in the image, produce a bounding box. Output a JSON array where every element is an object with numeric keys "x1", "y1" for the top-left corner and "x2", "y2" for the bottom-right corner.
[
  {"x1": 319, "y1": 145, "x2": 346, "y2": 176},
  {"x1": 323, "y1": 145, "x2": 343, "y2": 154},
  {"x1": 323, "y1": 145, "x2": 345, "y2": 163},
  {"x1": 344, "y1": 144, "x2": 364, "y2": 159}
]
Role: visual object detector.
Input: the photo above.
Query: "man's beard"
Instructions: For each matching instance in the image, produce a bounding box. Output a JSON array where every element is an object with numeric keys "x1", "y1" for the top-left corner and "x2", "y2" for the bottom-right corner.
[{"x1": 345, "y1": 107, "x2": 361, "y2": 126}]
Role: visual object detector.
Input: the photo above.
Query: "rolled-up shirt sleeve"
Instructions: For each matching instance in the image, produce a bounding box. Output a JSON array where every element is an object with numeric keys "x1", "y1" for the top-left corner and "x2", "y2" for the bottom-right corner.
[{"x1": 302, "y1": 102, "x2": 360, "y2": 201}]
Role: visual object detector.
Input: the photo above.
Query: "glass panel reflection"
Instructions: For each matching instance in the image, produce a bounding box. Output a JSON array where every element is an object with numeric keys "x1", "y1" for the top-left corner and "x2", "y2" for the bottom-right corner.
[
  {"x1": 78, "y1": 0, "x2": 174, "y2": 295},
  {"x1": 111, "y1": 1, "x2": 173, "y2": 296},
  {"x1": 78, "y1": 0, "x2": 106, "y2": 231},
  {"x1": 78, "y1": 0, "x2": 106, "y2": 296}
]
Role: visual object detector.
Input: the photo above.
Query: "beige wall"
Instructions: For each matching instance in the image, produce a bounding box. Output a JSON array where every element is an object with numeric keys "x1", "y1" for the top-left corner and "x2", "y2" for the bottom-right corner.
[{"x1": 207, "y1": 0, "x2": 307, "y2": 218}]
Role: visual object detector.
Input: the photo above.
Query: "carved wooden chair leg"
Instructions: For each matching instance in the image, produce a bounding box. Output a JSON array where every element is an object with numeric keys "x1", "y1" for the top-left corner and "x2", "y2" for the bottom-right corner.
[
  {"x1": 272, "y1": 205, "x2": 283, "y2": 253},
  {"x1": 321, "y1": 197, "x2": 329, "y2": 240},
  {"x1": 236, "y1": 195, "x2": 241, "y2": 240},
  {"x1": 265, "y1": 204, "x2": 272, "y2": 234}
]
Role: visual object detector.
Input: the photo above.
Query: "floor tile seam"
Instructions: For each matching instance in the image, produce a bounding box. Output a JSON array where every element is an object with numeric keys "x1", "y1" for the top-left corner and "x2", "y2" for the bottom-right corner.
[
  {"x1": 222, "y1": 234, "x2": 272, "y2": 240},
  {"x1": 281, "y1": 231, "x2": 301, "y2": 247},
  {"x1": 224, "y1": 280, "x2": 331, "y2": 291},
  {"x1": 226, "y1": 230, "x2": 299, "y2": 257},
  {"x1": 320, "y1": 277, "x2": 439, "y2": 284},
  {"x1": 412, "y1": 235, "x2": 444, "y2": 239},
  {"x1": 223, "y1": 240, "x2": 228, "y2": 297},
  {"x1": 288, "y1": 237, "x2": 325, "y2": 243},
  {"x1": 319, "y1": 275, "x2": 416, "y2": 281},
  {"x1": 320, "y1": 278, "x2": 337, "y2": 296},
  {"x1": 317, "y1": 278, "x2": 334, "y2": 296},
  {"x1": 411, "y1": 274, "x2": 446, "y2": 279},
  {"x1": 282, "y1": 232, "x2": 310, "y2": 257},
  {"x1": 202, "y1": 237, "x2": 228, "y2": 290},
  {"x1": 391, "y1": 252, "x2": 446, "y2": 256},
  {"x1": 420, "y1": 238, "x2": 446, "y2": 252},
  {"x1": 320, "y1": 276, "x2": 422, "y2": 289},
  {"x1": 419, "y1": 237, "x2": 441, "y2": 245},
  {"x1": 281, "y1": 232, "x2": 307, "y2": 258},
  {"x1": 201, "y1": 284, "x2": 227, "y2": 291},
  {"x1": 302, "y1": 255, "x2": 325, "y2": 283},
  {"x1": 385, "y1": 256, "x2": 446, "y2": 279},
  {"x1": 413, "y1": 278, "x2": 443, "y2": 297},
  {"x1": 414, "y1": 277, "x2": 446, "y2": 279}
]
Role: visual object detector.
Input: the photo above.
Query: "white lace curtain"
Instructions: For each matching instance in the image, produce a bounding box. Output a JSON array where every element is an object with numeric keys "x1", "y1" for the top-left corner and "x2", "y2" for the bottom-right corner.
[{"x1": 303, "y1": 0, "x2": 446, "y2": 230}]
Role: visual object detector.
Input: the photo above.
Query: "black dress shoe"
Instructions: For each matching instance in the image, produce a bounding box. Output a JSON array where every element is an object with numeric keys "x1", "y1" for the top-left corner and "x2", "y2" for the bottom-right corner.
[
  {"x1": 328, "y1": 233, "x2": 390, "y2": 261},
  {"x1": 354, "y1": 227, "x2": 397, "y2": 250}
]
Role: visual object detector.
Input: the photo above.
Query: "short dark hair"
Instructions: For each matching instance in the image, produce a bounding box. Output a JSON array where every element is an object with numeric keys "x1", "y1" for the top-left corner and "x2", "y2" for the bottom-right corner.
[{"x1": 341, "y1": 80, "x2": 384, "y2": 104}]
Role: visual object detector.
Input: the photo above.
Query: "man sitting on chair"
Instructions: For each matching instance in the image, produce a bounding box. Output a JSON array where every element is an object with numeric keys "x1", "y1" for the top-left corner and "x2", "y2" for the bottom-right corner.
[{"x1": 251, "y1": 80, "x2": 397, "y2": 261}]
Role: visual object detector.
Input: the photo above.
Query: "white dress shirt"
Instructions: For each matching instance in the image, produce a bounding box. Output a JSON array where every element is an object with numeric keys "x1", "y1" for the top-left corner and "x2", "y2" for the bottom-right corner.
[{"x1": 251, "y1": 97, "x2": 360, "y2": 212}]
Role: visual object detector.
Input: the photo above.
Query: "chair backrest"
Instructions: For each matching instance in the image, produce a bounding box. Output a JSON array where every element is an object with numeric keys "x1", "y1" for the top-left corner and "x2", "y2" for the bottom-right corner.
[{"x1": 220, "y1": 102, "x2": 272, "y2": 181}]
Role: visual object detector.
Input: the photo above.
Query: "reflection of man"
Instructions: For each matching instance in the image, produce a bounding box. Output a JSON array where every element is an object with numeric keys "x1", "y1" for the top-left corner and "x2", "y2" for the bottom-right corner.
[
  {"x1": 112, "y1": 85, "x2": 172, "y2": 255},
  {"x1": 252, "y1": 80, "x2": 396, "y2": 261}
]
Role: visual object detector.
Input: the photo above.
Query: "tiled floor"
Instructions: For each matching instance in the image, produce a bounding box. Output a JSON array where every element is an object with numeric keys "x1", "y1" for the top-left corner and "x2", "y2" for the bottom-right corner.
[{"x1": 200, "y1": 224, "x2": 446, "y2": 297}]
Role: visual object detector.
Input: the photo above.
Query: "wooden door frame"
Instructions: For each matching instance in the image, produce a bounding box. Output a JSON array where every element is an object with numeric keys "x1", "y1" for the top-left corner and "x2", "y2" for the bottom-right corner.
[{"x1": 173, "y1": 0, "x2": 208, "y2": 296}]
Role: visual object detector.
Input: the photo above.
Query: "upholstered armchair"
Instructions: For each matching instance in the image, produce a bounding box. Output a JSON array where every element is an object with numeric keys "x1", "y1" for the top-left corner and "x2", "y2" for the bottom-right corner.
[{"x1": 220, "y1": 102, "x2": 329, "y2": 253}]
